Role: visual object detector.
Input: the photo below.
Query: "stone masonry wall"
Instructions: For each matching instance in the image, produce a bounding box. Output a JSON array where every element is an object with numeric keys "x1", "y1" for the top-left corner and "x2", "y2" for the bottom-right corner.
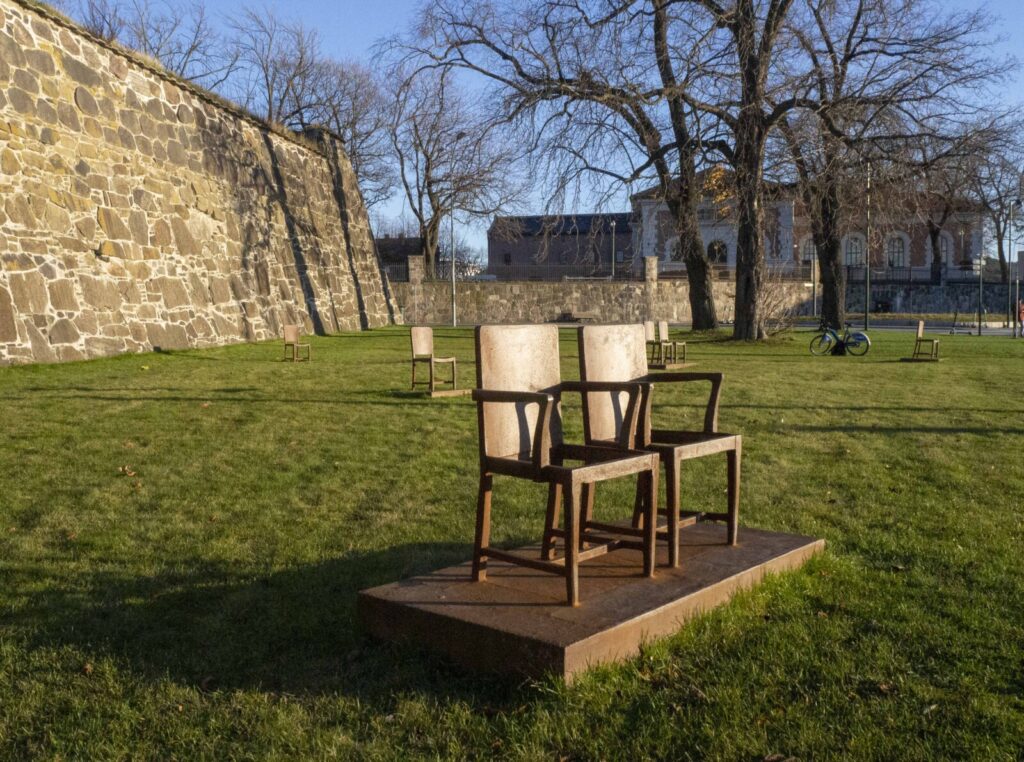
[
  {"x1": 393, "y1": 257, "x2": 812, "y2": 326},
  {"x1": 0, "y1": 0, "x2": 395, "y2": 364}
]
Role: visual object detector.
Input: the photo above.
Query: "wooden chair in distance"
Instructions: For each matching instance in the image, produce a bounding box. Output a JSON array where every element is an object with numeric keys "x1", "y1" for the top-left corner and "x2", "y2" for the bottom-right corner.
[
  {"x1": 578, "y1": 324, "x2": 741, "y2": 568},
  {"x1": 645, "y1": 320, "x2": 689, "y2": 369},
  {"x1": 658, "y1": 321, "x2": 687, "y2": 364},
  {"x1": 410, "y1": 327, "x2": 459, "y2": 393},
  {"x1": 283, "y1": 324, "x2": 310, "y2": 362},
  {"x1": 902, "y1": 320, "x2": 940, "y2": 362},
  {"x1": 472, "y1": 324, "x2": 660, "y2": 606}
]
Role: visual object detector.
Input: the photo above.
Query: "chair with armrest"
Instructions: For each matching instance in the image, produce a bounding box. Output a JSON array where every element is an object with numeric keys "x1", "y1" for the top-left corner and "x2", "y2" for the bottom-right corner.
[
  {"x1": 283, "y1": 324, "x2": 311, "y2": 362},
  {"x1": 578, "y1": 324, "x2": 741, "y2": 568},
  {"x1": 410, "y1": 326, "x2": 458, "y2": 392},
  {"x1": 472, "y1": 324, "x2": 660, "y2": 606}
]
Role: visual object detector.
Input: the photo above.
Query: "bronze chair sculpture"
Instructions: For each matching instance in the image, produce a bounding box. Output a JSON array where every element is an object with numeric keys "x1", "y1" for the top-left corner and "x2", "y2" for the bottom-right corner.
[
  {"x1": 472, "y1": 324, "x2": 659, "y2": 606},
  {"x1": 912, "y1": 321, "x2": 940, "y2": 360},
  {"x1": 283, "y1": 324, "x2": 311, "y2": 362},
  {"x1": 410, "y1": 327, "x2": 458, "y2": 392},
  {"x1": 578, "y1": 324, "x2": 741, "y2": 568},
  {"x1": 658, "y1": 321, "x2": 687, "y2": 364}
]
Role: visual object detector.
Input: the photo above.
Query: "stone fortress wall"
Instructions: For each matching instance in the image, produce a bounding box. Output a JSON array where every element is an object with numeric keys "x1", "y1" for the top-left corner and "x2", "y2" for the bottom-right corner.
[{"x1": 0, "y1": 0, "x2": 395, "y2": 364}]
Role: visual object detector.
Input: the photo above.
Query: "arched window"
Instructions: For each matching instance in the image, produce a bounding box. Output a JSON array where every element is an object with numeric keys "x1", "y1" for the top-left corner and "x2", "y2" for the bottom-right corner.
[
  {"x1": 844, "y1": 235, "x2": 865, "y2": 266},
  {"x1": 886, "y1": 236, "x2": 906, "y2": 268},
  {"x1": 802, "y1": 238, "x2": 816, "y2": 262},
  {"x1": 707, "y1": 240, "x2": 728, "y2": 264},
  {"x1": 938, "y1": 234, "x2": 952, "y2": 266}
]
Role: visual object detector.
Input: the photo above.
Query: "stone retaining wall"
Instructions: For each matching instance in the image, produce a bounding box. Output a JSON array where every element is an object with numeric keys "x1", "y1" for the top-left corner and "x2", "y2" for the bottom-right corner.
[
  {"x1": 0, "y1": 0, "x2": 395, "y2": 364},
  {"x1": 393, "y1": 257, "x2": 812, "y2": 326}
]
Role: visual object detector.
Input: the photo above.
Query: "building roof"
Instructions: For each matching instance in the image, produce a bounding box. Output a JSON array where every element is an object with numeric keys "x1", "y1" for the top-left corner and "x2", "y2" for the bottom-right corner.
[
  {"x1": 631, "y1": 166, "x2": 797, "y2": 203},
  {"x1": 489, "y1": 213, "x2": 633, "y2": 238},
  {"x1": 375, "y1": 235, "x2": 422, "y2": 264}
]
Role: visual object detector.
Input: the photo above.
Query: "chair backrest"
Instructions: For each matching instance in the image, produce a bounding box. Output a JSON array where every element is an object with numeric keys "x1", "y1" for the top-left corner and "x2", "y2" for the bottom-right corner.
[
  {"x1": 476, "y1": 324, "x2": 563, "y2": 460},
  {"x1": 916, "y1": 320, "x2": 925, "y2": 339},
  {"x1": 578, "y1": 324, "x2": 648, "y2": 444},
  {"x1": 644, "y1": 320, "x2": 656, "y2": 342},
  {"x1": 283, "y1": 324, "x2": 300, "y2": 344},
  {"x1": 410, "y1": 326, "x2": 433, "y2": 357},
  {"x1": 658, "y1": 321, "x2": 670, "y2": 341}
]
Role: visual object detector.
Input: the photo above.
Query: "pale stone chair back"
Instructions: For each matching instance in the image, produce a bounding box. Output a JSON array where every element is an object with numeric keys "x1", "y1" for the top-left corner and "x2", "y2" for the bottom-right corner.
[
  {"x1": 578, "y1": 324, "x2": 649, "y2": 444},
  {"x1": 658, "y1": 321, "x2": 671, "y2": 341},
  {"x1": 411, "y1": 326, "x2": 434, "y2": 357},
  {"x1": 283, "y1": 324, "x2": 301, "y2": 344},
  {"x1": 916, "y1": 320, "x2": 925, "y2": 339},
  {"x1": 644, "y1": 320, "x2": 656, "y2": 342},
  {"x1": 476, "y1": 324, "x2": 563, "y2": 460}
]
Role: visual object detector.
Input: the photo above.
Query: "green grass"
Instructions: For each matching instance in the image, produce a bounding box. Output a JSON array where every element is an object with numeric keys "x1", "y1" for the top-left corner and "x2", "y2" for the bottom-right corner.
[{"x1": 1, "y1": 327, "x2": 1022, "y2": 760}]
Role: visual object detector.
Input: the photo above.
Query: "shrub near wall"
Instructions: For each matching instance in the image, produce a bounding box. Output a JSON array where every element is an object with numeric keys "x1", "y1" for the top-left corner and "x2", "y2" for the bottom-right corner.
[{"x1": 0, "y1": 0, "x2": 394, "y2": 365}]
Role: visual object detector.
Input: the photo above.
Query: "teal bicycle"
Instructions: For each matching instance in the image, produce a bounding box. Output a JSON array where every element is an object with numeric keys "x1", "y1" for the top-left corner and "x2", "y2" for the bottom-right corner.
[{"x1": 809, "y1": 321, "x2": 871, "y2": 356}]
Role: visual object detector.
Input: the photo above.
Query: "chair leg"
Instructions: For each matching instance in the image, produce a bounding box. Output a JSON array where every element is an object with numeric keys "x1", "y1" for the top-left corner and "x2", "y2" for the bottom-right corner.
[
  {"x1": 429, "y1": 360, "x2": 435, "y2": 393},
  {"x1": 643, "y1": 467, "x2": 657, "y2": 577},
  {"x1": 631, "y1": 476, "x2": 645, "y2": 529},
  {"x1": 579, "y1": 482, "x2": 595, "y2": 550},
  {"x1": 411, "y1": 360, "x2": 416, "y2": 390},
  {"x1": 472, "y1": 474, "x2": 493, "y2": 581},
  {"x1": 666, "y1": 457, "x2": 680, "y2": 568},
  {"x1": 727, "y1": 443, "x2": 741, "y2": 546},
  {"x1": 452, "y1": 358, "x2": 458, "y2": 389},
  {"x1": 541, "y1": 481, "x2": 562, "y2": 561},
  {"x1": 564, "y1": 482, "x2": 580, "y2": 607}
]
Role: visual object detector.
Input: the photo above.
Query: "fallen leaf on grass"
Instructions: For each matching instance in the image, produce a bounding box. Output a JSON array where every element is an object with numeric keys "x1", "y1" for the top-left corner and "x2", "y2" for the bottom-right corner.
[
  {"x1": 81, "y1": 662, "x2": 94, "y2": 676},
  {"x1": 118, "y1": 465, "x2": 136, "y2": 477},
  {"x1": 200, "y1": 402, "x2": 210, "y2": 409}
]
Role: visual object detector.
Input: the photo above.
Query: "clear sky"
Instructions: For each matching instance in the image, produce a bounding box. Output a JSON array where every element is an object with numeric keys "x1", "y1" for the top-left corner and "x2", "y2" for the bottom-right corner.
[{"x1": 198, "y1": 0, "x2": 1024, "y2": 247}]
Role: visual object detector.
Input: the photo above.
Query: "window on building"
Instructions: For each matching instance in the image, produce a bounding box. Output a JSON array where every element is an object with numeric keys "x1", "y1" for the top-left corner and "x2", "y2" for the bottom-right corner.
[
  {"x1": 938, "y1": 235, "x2": 951, "y2": 266},
  {"x1": 707, "y1": 240, "x2": 728, "y2": 264},
  {"x1": 886, "y1": 236, "x2": 906, "y2": 268},
  {"x1": 844, "y1": 236, "x2": 864, "y2": 266},
  {"x1": 502, "y1": 252, "x2": 512, "y2": 266},
  {"x1": 802, "y1": 238, "x2": 816, "y2": 262}
]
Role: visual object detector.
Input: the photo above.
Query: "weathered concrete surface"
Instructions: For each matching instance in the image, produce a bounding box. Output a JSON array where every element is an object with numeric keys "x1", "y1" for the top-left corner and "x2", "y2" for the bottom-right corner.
[{"x1": 0, "y1": 0, "x2": 395, "y2": 364}]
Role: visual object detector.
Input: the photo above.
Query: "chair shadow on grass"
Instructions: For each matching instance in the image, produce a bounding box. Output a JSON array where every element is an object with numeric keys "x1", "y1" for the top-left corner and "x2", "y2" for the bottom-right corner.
[{"x1": 7, "y1": 540, "x2": 539, "y2": 705}]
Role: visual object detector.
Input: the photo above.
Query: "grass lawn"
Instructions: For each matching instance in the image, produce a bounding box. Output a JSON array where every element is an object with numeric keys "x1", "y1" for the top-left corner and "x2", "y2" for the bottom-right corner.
[{"x1": 1, "y1": 327, "x2": 1022, "y2": 760}]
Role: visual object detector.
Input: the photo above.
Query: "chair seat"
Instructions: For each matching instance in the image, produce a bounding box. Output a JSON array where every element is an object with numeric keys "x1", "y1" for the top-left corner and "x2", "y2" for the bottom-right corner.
[{"x1": 648, "y1": 430, "x2": 740, "y2": 459}]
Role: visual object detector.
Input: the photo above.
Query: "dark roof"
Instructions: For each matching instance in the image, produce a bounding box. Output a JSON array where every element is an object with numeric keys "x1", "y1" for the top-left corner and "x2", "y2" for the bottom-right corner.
[
  {"x1": 375, "y1": 235, "x2": 423, "y2": 263},
  {"x1": 489, "y1": 213, "x2": 633, "y2": 238}
]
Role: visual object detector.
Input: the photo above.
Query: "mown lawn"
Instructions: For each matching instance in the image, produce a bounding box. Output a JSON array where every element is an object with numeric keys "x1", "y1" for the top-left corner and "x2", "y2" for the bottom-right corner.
[{"x1": 0, "y1": 327, "x2": 1022, "y2": 760}]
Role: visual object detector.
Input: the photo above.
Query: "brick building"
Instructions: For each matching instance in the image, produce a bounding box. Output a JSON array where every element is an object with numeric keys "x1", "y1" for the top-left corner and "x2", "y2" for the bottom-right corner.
[{"x1": 486, "y1": 213, "x2": 636, "y2": 279}]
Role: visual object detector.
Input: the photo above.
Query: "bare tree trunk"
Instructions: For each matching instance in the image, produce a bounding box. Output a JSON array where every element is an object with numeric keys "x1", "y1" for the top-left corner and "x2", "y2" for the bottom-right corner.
[
  {"x1": 813, "y1": 182, "x2": 845, "y2": 328},
  {"x1": 928, "y1": 226, "x2": 943, "y2": 284},
  {"x1": 732, "y1": 129, "x2": 767, "y2": 340},
  {"x1": 665, "y1": 177, "x2": 717, "y2": 330},
  {"x1": 994, "y1": 220, "x2": 1009, "y2": 283}
]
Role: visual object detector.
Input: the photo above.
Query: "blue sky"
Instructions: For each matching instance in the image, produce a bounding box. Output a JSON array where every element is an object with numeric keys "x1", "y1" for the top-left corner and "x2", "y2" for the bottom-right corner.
[{"x1": 199, "y1": 0, "x2": 1024, "y2": 247}]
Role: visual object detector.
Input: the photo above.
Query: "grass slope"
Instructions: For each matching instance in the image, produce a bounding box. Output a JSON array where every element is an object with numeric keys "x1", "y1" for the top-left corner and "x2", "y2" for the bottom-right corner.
[{"x1": 1, "y1": 328, "x2": 1022, "y2": 760}]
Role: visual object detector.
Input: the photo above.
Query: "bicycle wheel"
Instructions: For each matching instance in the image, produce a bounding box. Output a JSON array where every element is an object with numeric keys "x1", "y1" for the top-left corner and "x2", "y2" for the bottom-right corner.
[
  {"x1": 809, "y1": 333, "x2": 834, "y2": 356},
  {"x1": 846, "y1": 332, "x2": 871, "y2": 356}
]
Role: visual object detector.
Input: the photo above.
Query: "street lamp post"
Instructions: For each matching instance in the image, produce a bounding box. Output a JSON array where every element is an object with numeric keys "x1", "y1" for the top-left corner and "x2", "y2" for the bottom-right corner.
[
  {"x1": 864, "y1": 162, "x2": 871, "y2": 331},
  {"x1": 450, "y1": 131, "x2": 466, "y2": 328},
  {"x1": 978, "y1": 218, "x2": 983, "y2": 337},
  {"x1": 610, "y1": 219, "x2": 617, "y2": 279}
]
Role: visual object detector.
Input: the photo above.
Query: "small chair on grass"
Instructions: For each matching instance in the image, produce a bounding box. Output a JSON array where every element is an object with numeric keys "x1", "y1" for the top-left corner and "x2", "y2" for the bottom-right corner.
[
  {"x1": 410, "y1": 327, "x2": 458, "y2": 392},
  {"x1": 472, "y1": 324, "x2": 660, "y2": 606},
  {"x1": 578, "y1": 324, "x2": 741, "y2": 568},
  {"x1": 910, "y1": 320, "x2": 940, "y2": 361},
  {"x1": 283, "y1": 324, "x2": 311, "y2": 362},
  {"x1": 658, "y1": 321, "x2": 687, "y2": 364}
]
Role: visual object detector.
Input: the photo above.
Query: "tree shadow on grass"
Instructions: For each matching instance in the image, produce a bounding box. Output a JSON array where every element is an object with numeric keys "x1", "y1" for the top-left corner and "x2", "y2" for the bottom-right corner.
[{"x1": 3, "y1": 540, "x2": 542, "y2": 705}]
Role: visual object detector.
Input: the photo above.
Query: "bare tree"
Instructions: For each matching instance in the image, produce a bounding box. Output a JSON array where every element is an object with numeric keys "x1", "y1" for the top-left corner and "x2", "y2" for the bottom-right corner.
[
  {"x1": 389, "y1": 67, "x2": 522, "y2": 277},
  {"x1": 776, "y1": 0, "x2": 1003, "y2": 327},
  {"x1": 73, "y1": 0, "x2": 125, "y2": 41},
  {"x1": 226, "y1": 7, "x2": 324, "y2": 125},
  {"x1": 966, "y1": 124, "x2": 1024, "y2": 283},
  {"x1": 407, "y1": 0, "x2": 724, "y2": 328}
]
